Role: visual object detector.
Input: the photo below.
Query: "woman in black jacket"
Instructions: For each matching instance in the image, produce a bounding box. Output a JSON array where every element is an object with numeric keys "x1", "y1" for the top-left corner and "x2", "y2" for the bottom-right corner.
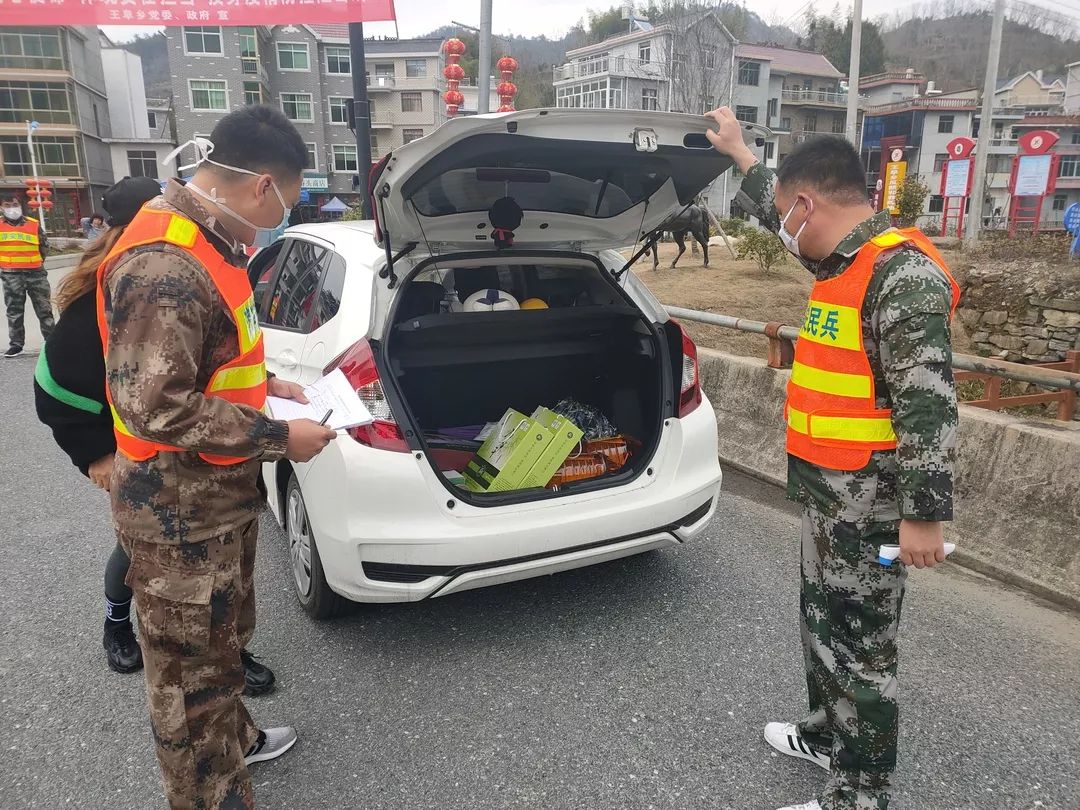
[{"x1": 34, "y1": 177, "x2": 276, "y2": 693}]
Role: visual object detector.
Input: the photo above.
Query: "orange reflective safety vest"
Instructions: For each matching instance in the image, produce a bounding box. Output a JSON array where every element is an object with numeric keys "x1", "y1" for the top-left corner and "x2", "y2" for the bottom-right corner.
[
  {"x1": 95, "y1": 206, "x2": 266, "y2": 465},
  {"x1": 785, "y1": 228, "x2": 960, "y2": 472},
  {"x1": 0, "y1": 216, "x2": 44, "y2": 269}
]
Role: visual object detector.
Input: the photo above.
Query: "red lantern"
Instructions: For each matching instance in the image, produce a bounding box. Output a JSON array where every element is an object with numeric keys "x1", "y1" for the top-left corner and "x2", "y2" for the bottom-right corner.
[
  {"x1": 443, "y1": 64, "x2": 465, "y2": 82},
  {"x1": 497, "y1": 104, "x2": 515, "y2": 113},
  {"x1": 497, "y1": 82, "x2": 518, "y2": 97},
  {"x1": 41, "y1": 200, "x2": 54, "y2": 210},
  {"x1": 496, "y1": 56, "x2": 519, "y2": 73},
  {"x1": 444, "y1": 38, "x2": 466, "y2": 56},
  {"x1": 444, "y1": 90, "x2": 464, "y2": 106},
  {"x1": 444, "y1": 38, "x2": 468, "y2": 117}
]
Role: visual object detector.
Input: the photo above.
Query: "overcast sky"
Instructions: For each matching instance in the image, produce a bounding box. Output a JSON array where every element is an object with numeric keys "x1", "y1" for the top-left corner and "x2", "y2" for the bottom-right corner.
[{"x1": 100, "y1": 0, "x2": 924, "y2": 44}]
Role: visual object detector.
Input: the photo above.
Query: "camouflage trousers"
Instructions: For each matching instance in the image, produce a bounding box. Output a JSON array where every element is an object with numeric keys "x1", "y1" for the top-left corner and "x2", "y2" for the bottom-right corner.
[
  {"x1": 120, "y1": 520, "x2": 261, "y2": 810},
  {"x1": 797, "y1": 507, "x2": 906, "y2": 810},
  {"x1": 1, "y1": 268, "x2": 55, "y2": 349}
]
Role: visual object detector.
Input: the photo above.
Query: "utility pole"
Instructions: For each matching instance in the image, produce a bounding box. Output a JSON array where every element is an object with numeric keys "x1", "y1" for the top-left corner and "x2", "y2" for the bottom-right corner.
[
  {"x1": 844, "y1": 0, "x2": 863, "y2": 146},
  {"x1": 349, "y1": 22, "x2": 373, "y2": 218},
  {"x1": 478, "y1": 0, "x2": 493, "y2": 114},
  {"x1": 26, "y1": 120, "x2": 46, "y2": 233},
  {"x1": 966, "y1": 0, "x2": 1006, "y2": 246}
]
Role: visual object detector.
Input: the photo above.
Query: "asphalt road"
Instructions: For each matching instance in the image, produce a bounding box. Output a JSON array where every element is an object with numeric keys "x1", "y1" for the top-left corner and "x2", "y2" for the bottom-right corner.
[{"x1": 2, "y1": 356, "x2": 1079, "y2": 810}]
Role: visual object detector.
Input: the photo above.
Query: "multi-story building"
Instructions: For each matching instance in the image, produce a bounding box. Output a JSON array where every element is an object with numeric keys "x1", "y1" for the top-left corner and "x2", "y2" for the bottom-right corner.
[
  {"x1": 100, "y1": 40, "x2": 177, "y2": 191},
  {"x1": 0, "y1": 26, "x2": 114, "y2": 234},
  {"x1": 1066, "y1": 61, "x2": 1080, "y2": 114},
  {"x1": 1012, "y1": 114, "x2": 1080, "y2": 228},
  {"x1": 163, "y1": 25, "x2": 445, "y2": 215},
  {"x1": 994, "y1": 70, "x2": 1065, "y2": 114}
]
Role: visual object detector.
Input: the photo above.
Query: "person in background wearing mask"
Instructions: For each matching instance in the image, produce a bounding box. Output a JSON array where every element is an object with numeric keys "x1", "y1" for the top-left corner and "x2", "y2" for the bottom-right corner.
[
  {"x1": 99, "y1": 105, "x2": 337, "y2": 809},
  {"x1": 34, "y1": 177, "x2": 278, "y2": 692},
  {"x1": 704, "y1": 108, "x2": 960, "y2": 810},
  {"x1": 1, "y1": 192, "x2": 52, "y2": 358},
  {"x1": 81, "y1": 211, "x2": 108, "y2": 241}
]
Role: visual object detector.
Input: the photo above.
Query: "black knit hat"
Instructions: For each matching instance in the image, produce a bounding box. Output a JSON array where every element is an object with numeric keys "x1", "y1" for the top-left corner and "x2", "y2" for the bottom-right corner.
[{"x1": 101, "y1": 176, "x2": 162, "y2": 227}]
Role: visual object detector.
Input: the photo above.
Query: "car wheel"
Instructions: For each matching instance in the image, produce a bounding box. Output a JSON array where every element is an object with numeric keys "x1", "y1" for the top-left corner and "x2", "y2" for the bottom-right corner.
[{"x1": 285, "y1": 473, "x2": 349, "y2": 619}]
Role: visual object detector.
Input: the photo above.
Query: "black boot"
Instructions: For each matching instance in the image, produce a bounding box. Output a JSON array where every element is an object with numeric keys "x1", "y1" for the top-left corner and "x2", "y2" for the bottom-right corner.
[
  {"x1": 242, "y1": 650, "x2": 276, "y2": 696},
  {"x1": 103, "y1": 621, "x2": 143, "y2": 674}
]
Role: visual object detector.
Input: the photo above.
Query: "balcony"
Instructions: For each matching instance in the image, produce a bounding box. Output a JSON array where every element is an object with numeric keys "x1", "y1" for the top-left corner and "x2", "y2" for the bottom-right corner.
[
  {"x1": 989, "y1": 138, "x2": 1018, "y2": 148},
  {"x1": 367, "y1": 75, "x2": 396, "y2": 91},
  {"x1": 370, "y1": 109, "x2": 394, "y2": 128},
  {"x1": 781, "y1": 88, "x2": 854, "y2": 107},
  {"x1": 553, "y1": 55, "x2": 666, "y2": 84},
  {"x1": 240, "y1": 58, "x2": 269, "y2": 84},
  {"x1": 866, "y1": 96, "x2": 980, "y2": 115}
]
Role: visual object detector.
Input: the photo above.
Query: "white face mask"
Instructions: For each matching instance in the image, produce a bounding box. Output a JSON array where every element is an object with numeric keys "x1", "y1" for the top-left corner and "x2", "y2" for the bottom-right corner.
[
  {"x1": 778, "y1": 198, "x2": 810, "y2": 259},
  {"x1": 163, "y1": 137, "x2": 292, "y2": 244},
  {"x1": 2, "y1": 205, "x2": 22, "y2": 221}
]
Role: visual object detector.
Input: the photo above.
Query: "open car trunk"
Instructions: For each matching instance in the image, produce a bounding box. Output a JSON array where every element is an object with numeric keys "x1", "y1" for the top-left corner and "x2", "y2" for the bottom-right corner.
[{"x1": 383, "y1": 256, "x2": 671, "y2": 502}]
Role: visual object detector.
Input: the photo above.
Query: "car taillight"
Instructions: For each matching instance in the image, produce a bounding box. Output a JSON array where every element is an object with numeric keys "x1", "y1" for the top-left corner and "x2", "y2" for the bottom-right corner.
[
  {"x1": 324, "y1": 339, "x2": 409, "y2": 452},
  {"x1": 674, "y1": 320, "x2": 702, "y2": 417}
]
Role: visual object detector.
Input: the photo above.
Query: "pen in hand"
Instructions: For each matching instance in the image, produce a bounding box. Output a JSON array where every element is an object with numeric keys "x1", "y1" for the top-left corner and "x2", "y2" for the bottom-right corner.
[{"x1": 319, "y1": 408, "x2": 333, "y2": 427}]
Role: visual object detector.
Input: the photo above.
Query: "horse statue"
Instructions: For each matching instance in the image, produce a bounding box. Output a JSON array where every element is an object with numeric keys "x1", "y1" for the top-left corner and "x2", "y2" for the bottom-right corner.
[{"x1": 647, "y1": 203, "x2": 710, "y2": 270}]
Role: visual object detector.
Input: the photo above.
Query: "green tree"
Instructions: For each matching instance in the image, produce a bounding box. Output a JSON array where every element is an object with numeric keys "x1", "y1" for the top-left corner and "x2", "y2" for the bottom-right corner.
[
  {"x1": 586, "y1": 7, "x2": 629, "y2": 44},
  {"x1": 895, "y1": 175, "x2": 930, "y2": 228},
  {"x1": 737, "y1": 228, "x2": 787, "y2": 272},
  {"x1": 799, "y1": 13, "x2": 886, "y2": 76}
]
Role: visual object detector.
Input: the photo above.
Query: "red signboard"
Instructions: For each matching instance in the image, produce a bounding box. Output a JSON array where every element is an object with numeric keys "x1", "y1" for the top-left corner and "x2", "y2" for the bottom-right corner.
[
  {"x1": 1, "y1": 0, "x2": 395, "y2": 26},
  {"x1": 946, "y1": 137, "x2": 976, "y2": 159},
  {"x1": 1017, "y1": 129, "x2": 1059, "y2": 155}
]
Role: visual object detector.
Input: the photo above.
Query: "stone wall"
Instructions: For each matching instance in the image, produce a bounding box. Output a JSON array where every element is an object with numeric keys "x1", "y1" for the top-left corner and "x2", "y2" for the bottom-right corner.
[{"x1": 956, "y1": 261, "x2": 1080, "y2": 363}]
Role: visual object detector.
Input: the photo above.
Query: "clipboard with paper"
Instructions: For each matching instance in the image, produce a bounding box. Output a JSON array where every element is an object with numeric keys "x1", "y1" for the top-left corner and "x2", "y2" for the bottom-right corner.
[{"x1": 266, "y1": 368, "x2": 375, "y2": 430}]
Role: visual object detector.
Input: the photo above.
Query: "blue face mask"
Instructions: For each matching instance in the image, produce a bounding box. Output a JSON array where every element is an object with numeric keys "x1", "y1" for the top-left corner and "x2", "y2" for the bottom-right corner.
[{"x1": 253, "y1": 220, "x2": 289, "y2": 248}]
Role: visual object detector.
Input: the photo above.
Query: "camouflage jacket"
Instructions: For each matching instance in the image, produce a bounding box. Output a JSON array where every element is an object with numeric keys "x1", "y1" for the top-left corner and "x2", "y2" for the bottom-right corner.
[
  {"x1": 102, "y1": 180, "x2": 289, "y2": 543},
  {"x1": 735, "y1": 163, "x2": 957, "y2": 522}
]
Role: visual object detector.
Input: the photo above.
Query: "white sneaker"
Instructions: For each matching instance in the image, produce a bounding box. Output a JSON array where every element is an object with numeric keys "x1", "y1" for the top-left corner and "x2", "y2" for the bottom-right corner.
[
  {"x1": 776, "y1": 801, "x2": 823, "y2": 810},
  {"x1": 244, "y1": 726, "x2": 297, "y2": 765},
  {"x1": 764, "y1": 721, "x2": 831, "y2": 771}
]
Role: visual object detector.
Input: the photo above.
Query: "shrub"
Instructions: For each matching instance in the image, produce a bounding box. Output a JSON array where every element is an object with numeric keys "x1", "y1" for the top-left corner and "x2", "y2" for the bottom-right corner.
[
  {"x1": 719, "y1": 217, "x2": 749, "y2": 237},
  {"x1": 895, "y1": 176, "x2": 930, "y2": 228},
  {"x1": 736, "y1": 228, "x2": 787, "y2": 272}
]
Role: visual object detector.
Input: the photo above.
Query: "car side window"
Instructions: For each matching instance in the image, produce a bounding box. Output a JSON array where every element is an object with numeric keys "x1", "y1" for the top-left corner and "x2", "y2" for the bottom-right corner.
[
  {"x1": 265, "y1": 240, "x2": 327, "y2": 332},
  {"x1": 248, "y1": 241, "x2": 285, "y2": 319},
  {"x1": 311, "y1": 251, "x2": 346, "y2": 330}
]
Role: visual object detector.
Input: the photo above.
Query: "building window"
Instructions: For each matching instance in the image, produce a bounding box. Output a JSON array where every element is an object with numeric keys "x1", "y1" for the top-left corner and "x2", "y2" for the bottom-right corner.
[
  {"x1": 281, "y1": 93, "x2": 313, "y2": 122},
  {"x1": 127, "y1": 150, "x2": 158, "y2": 178},
  {"x1": 764, "y1": 142, "x2": 775, "y2": 161},
  {"x1": 305, "y1": 143, "x2": 317, "y2": 171},
  {"x1": 1072, "y1": 133, "x2": 1080, "y2": 145},
  {"x1": 402, "y1": 128, "x2": 424, "y2": 144},
  {"x1": 933, "y1": 153, "x2": 948, "y2": 173},
  {"x1": 1060, "y1": 156, "x2": 1080, "y2": 178},
  {"x1": 735, "y1": 105, "x2": 758, "y2": 123},
  {"x1": 703, "y1": 47, "x2": 717, "y2": 69},
  {"x1": 374, "y1": 63, "x2": 394, "y2": 77},
  {"x1": 831, "y1": 116, "x2": 843, "y2": 134},
  {"x1": 326, "y1": 46, "x2": 351, "y2": 75},
  {"x1": 1052, "y1": 193, "x2": 1067, "y2": 211},
  {"x1": 92, "y1": 103, "x2": 101, "y2": 137},
  {"x1": 737, "y1": 60, "x2": 760, "y2": 86},
  {"x1": 276, "y1": 42, "x2": 310, "y2": 72},
  {"x1": 638, "y1": 41, "x2": 651, "y2": 63},
  {"x1": 642, "y1": 88, "x2": 659, "y2": 111},
  {"x1": 938, "y1": 114, "x2": 954, "y2": 133},
  {"x1": 332, "y1": 144, "x2": 358, "y2": 172},
  {"x1": 928, "y1": 195, "x2": 944, "y2": 213},
  {"x1": 805, "y1": 114, "x2": 817, "y2": 132},
  {"x1": 147, "y1": 110, "x2": 157, "y2": 130},
  {"x1": 1, "y1": 135, "x2": 79, "y2": 176},
  {"x1": 766, "y1": 98, "x2": 777, "y2": 119},
  {"x1": 370, "y1": 133, "x2": 379, "y2": 155},
  {"x1": 243, "y1": 82, "x2": 262, "y2": 106},
  {"x1": 780, "y1": 117, "x2": 792, "y2": 131},
  {"x1": 988, "y1": 155, "x2": 1013, "y2": 174},
  {"x1": 183, "y1": 26, "x2": 222, "y2": 56},
  {"x1": 328, "y1": 96, "x2": 350, "y2": 124},
  {"x1": 238, "y1": 27, "x2": 257, "y2": 59},
  {"x1": 405, "y1": 59, "x2": 427, "y2": 78},
  {"x1": 189, "y1": 79, "x2": 228, "y2": 112},
  {"x1": 401, "y1": 92, "x2": 423, "y2": 112},
  {"x1": 0, "y1": 80, "x2": 72, "y2": 125},
  {"x1": 555, "y1": 79, "x2": 613, "y2": 109},
  {"x1": 0, "y1": 29, "x2": 65, "y2": 71}
]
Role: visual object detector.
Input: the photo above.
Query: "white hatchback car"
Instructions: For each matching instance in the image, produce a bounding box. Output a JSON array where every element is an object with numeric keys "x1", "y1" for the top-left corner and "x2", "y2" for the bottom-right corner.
[{"x1": 250, "y1": 109, "x2": 755, "y2": 617}]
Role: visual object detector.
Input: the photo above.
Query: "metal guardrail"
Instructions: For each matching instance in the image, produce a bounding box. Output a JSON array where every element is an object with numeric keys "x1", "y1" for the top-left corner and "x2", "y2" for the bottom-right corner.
[{"x1": 665, "y1": 306, "x2": 1080, "y2": 398}]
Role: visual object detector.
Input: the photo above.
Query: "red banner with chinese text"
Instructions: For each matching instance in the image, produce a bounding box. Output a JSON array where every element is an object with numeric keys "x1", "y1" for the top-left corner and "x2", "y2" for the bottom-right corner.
[{"x1": 1, "y1": 0, "x2": 395, "y2": 26}]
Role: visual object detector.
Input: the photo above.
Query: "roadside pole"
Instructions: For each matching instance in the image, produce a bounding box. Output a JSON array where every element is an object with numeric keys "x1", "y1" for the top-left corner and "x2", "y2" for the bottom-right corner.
[
  {"x1": 478, "y1": 0, "x2": 492, "y2": 114},
  {"x1": 349, "y1": 23, "x2": 373, "y2": 219},
  {"x1": 844, "y1": 0, "x2": 862, "y2": 146},
  {"x1": 26, "y1": 120, "x2": 46, "y2": 233},
  {"x1": 966, "y1": 0, "x2": 1006, "y2": 247}
]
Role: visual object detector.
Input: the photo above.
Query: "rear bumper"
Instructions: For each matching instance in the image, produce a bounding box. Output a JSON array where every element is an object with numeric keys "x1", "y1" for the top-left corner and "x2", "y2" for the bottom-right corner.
[{"x1": 292, "y1": 396, "x2": 722, "y2": 603}]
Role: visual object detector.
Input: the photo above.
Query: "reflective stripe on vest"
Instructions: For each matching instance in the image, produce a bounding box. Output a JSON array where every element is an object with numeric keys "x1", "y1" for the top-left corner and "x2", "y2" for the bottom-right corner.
[
  {"x1": 784, "y1": 227, "x2": 960, "y2": 472},
  {"x1": 0, "y1": 217, "x2": 43, "y2": 269},
  {"x1": 96, "y1": 205, "x2": 266, "y2": 466}
]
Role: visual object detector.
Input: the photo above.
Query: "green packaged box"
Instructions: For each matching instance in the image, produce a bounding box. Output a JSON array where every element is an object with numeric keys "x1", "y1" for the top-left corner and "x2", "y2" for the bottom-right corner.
[
  {"x1": 521, "y1": 407, "x2": 584, "y2": 488},
  {"x1": 462, "y1": 409, "x2": 552, "y2": 493}
]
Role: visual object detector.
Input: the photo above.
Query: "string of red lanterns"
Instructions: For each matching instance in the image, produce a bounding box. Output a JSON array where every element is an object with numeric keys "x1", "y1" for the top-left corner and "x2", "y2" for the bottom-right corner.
[
  {"x1": 443, "y1": 38, "x2": 466, "y2": 117},
  {"x1": 496, "y1": 56, "x2": 518, "y2": 113}
]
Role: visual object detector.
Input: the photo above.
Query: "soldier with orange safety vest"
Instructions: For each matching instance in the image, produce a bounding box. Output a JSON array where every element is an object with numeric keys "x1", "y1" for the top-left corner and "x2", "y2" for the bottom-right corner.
[
  {"x1": 1, "y1": 191, "x2": 53, "y2": 358},
  {"x1": 98, "y1": 106, "x2": 336, "y2": 810},
  {"x1": 705, "y1": 109, "x2": 959, "y2": 810}
]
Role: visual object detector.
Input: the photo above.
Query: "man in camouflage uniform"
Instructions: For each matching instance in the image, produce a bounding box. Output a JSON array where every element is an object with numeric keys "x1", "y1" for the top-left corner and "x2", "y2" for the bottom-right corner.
[
  {"x1": 1, "y1": 191, "x2": 52, "y2": 358},
  {"x1": 100, "y1": 106, "x2": 336, "y2": 809},
  {"x1": 705, "y1": 108, "x2": 958, "y2": 810}
]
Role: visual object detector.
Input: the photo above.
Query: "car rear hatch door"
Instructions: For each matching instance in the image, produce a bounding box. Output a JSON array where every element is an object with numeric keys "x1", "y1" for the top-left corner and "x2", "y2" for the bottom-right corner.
[{"x1": 372, "y1": 108, "x2": 764, "y2": 254}]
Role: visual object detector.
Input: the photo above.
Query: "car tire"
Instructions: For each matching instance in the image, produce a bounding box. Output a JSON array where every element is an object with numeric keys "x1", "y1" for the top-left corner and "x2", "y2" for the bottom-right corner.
[{"x1": 285, "y1": 473, "x2": 350, "y2": 620}]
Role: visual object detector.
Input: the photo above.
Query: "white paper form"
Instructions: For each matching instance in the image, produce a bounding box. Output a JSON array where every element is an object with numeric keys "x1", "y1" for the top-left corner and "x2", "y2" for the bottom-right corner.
[{"x1": 266, "y1": 368, "x2": 374, "y2": 430}]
